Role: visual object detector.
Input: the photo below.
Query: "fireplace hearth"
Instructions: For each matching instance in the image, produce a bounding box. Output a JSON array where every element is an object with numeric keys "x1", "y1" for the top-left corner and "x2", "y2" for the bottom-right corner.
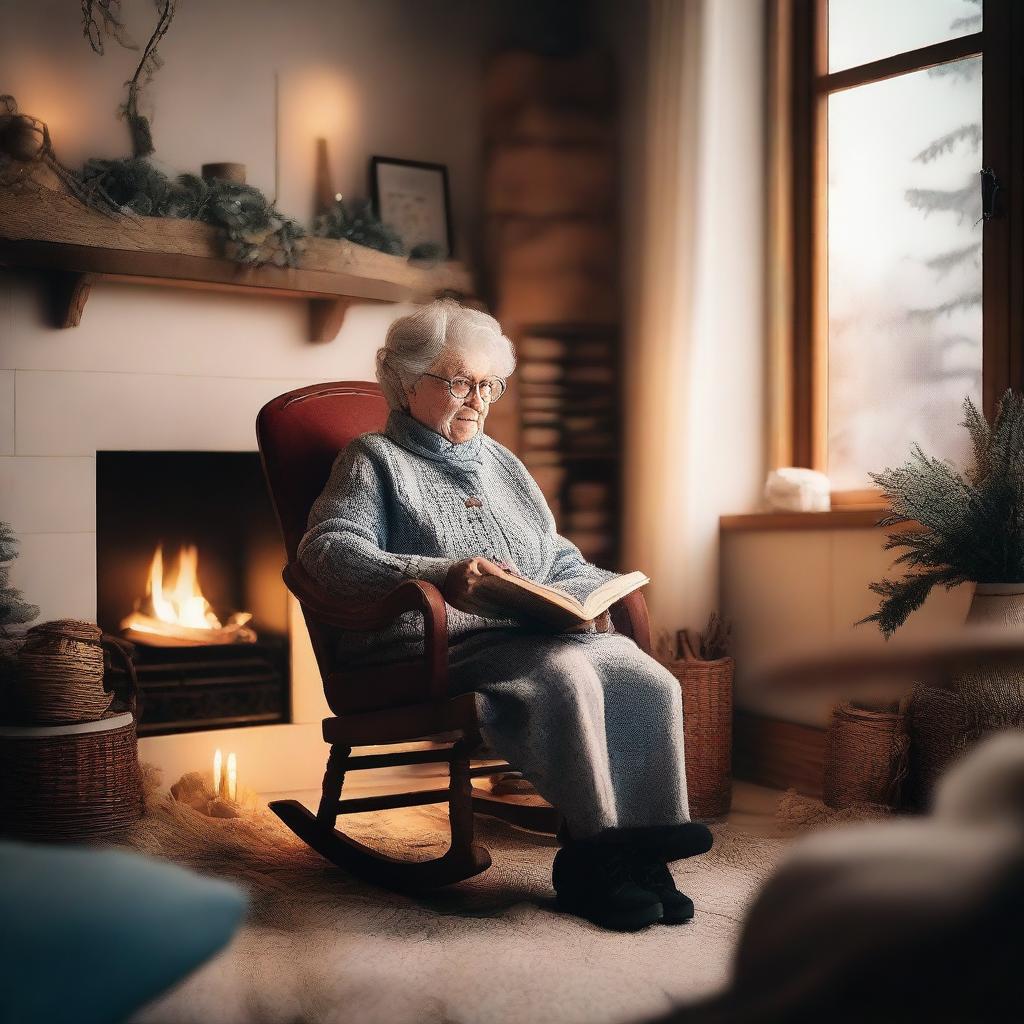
[
  {"x1": 129, "y1": 641, "x2": 288, "y2": 736},
  {"x1": 97, "y1": 451, "x2": 291, "y2": 735}
]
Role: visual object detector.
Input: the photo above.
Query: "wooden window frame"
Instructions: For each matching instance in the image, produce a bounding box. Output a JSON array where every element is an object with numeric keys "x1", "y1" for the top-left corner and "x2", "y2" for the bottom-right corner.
[{"x1": 768, "y1": 0, "x2": 1024, "y2": 510}]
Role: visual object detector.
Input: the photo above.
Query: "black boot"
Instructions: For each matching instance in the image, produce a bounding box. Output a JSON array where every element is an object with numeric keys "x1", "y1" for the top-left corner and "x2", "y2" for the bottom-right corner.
[
  {"x1": 552, "y1": 840, "x2": 663, "y2": 932},
  {"x1": 618, "y1": 822, "x2": 714, "y2": 863},
  {"x1": 629, "y1": 852, "x2": 695, "y2": 925}
]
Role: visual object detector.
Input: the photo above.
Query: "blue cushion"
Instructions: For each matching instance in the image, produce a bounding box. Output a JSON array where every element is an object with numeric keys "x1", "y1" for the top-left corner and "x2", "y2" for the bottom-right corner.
[{"x1": 0, "y1": 839, "x2": 247, "y2": 1024}]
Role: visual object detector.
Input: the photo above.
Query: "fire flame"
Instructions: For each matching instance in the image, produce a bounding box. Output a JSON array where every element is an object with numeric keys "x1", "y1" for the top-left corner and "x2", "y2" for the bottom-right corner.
[
  {"x1": 119, "y1": 543, "x2": 255, "y2": 646},
  {"x1": 147, "y1": 544, "x2": 223, "y2": 630}
]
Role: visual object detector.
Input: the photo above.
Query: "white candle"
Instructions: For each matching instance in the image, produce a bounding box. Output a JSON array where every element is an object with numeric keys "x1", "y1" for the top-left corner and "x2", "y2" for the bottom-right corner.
[
  {"x1": 213, "y1": 748, "x2": 223, "y2": 797},
  {"x1": 227, "y1": 752, "x2": 237, "y2": 803}
]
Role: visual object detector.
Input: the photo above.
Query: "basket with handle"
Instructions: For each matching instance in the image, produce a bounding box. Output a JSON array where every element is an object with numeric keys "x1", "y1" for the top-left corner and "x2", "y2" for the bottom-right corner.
[{"x1": 0, "y1": 631, "x2": 145, "y2": 841}]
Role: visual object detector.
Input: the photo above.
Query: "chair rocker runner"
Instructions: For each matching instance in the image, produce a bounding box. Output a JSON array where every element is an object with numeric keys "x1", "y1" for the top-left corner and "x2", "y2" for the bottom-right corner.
[{"x1": 256, "y1": 381, "x2": 654, "y2": 891}]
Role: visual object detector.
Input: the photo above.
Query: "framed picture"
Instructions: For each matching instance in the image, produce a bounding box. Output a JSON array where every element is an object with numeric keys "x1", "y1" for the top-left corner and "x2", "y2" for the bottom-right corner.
[{"x1": 370, "y1": 156, "x2": 453, "y2": 259}]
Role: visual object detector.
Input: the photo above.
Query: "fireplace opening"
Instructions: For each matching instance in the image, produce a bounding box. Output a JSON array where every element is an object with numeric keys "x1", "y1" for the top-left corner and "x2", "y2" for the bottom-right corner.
[{"x1": 97, "y1": 452, "x2": 291, "y2": 736}]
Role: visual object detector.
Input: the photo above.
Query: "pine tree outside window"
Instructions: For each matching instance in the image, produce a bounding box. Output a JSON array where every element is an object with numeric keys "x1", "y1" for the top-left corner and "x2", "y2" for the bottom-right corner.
[{"x1": 767, "y1": 0, "x2": 1023, "y2": 510}]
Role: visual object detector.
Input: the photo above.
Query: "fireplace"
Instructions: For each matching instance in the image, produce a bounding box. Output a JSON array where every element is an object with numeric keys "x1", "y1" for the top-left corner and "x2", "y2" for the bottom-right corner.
[{"x1": 96, "y1": 452, "x2": 291, "y2": 736}]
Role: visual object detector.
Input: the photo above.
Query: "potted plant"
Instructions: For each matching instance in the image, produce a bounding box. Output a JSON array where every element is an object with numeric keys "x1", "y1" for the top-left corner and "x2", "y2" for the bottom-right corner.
[
  {"x1": 857, "y1": 388, "x2": 1024, "y2": 809},
  {"x1": 857, "y1": 387, "x2": 1024, "y2": 638}
]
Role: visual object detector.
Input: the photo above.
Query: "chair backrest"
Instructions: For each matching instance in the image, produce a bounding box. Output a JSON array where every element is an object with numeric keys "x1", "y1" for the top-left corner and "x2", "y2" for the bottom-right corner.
[
  {"x1": 257, "y1": 381, "x2": 435, "y2": 714},
  {"x1": 256, "y1": 381, "x2": 388, "y2": 563}
]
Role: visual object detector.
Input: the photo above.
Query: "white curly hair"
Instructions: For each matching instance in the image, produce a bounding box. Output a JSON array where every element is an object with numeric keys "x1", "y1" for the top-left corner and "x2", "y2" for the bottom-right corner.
[{"x1": 375, "y1": 297, "x2": 517, "y2": 411}]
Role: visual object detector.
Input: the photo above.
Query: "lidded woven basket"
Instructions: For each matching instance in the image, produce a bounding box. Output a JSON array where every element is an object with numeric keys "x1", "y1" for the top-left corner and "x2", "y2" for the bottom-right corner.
[
  {"x1": 9, "y1": 619, "x2": 112, "y2": 723},
  {"x1": 0, "y1": 624, "x2": 144, "y2": 841}
]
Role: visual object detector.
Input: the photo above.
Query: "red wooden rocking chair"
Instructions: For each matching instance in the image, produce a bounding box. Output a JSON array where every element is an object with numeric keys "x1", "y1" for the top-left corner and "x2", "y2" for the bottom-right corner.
[{"x1": 256, "y1": 380, "x2": 654, "y2": 891}]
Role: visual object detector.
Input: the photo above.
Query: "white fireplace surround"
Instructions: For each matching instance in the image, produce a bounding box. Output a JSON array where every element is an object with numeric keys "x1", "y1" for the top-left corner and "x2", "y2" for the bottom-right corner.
[{"x1": 1, "y1": 276, "x2": 417, "y2": 793}]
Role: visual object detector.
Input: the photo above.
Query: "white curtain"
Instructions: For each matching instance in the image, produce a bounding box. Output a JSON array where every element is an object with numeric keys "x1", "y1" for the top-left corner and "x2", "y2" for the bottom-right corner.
[{"x1": 620, "y1": 0, "x2": 766, "y2": 649}]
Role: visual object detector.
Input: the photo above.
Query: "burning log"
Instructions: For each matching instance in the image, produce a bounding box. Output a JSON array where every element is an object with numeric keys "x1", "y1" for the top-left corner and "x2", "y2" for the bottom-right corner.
[
  {"x1": 120, "y1": 610, "x2": 256, "y2": 647},
  {"x1": 120, "y1": 543, "x2": 257, "y2": 647}
]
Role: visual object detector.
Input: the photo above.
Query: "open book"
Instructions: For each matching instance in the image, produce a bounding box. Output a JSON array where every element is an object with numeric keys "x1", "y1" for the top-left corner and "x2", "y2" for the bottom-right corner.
[{"x1": 474, "y1": 569, "x2": 650, "y2": 629}]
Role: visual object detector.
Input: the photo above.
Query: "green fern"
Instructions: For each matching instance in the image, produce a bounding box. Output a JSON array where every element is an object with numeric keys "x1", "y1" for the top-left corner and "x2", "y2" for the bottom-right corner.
[
  {"x1": 312, "y1": 196, "x2": 406, "y2": 256},
  {"x1": 858, "y1": 388, "x2": 1024, "y2": 639},
  {"x1": 79, "y1": 158, "x2": 306, "y2": 268}
]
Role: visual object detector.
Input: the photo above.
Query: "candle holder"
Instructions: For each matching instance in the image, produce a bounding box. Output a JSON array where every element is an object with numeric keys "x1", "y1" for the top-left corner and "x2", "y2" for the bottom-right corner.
[{"x1": 169, "y1": 750, "x2": 252, "y2": 818}]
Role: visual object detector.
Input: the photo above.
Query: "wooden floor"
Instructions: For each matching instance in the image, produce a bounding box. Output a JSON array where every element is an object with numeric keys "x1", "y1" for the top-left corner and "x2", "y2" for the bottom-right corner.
[{"x1": 720, "y1": 779, "x2": 785, "y2": 837}]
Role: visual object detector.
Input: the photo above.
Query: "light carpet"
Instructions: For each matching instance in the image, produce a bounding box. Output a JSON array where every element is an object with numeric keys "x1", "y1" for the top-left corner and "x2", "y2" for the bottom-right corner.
[
  {"x1": 774, "y1": 788, "x2": 894, "y2": 835},
  {"x1": 118, "y1": 784, "x2": 787, "y2": 1024}
]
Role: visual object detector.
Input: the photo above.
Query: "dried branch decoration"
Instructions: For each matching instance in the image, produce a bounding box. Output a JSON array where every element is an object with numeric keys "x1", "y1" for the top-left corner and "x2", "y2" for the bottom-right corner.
[
  {"x1": 81, "y1": 0, "x2": 136, "y2": 53},
  {"x1": 81, "y1": 0, "x2": 178, "y2": 157},
  {"x1": 0, "y1": 94, "x2": 122, "y2": 216}
]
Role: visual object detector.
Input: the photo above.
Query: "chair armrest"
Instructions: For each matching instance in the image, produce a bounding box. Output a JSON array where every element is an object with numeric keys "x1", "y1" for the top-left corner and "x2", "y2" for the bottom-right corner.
[
  {"x1": 282, "y1": 562, "x2": 449, "y2": 697},
  {"x1": 610, "y1": 590, "x2": 653, "y2": 655},
  {"x1": 283, "y1": 562, "x2": 446, "y2": 629}
]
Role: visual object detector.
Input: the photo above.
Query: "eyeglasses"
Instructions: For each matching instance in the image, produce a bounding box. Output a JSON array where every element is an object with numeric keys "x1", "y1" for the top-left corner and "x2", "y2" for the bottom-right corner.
[{"x1": 419, "y1": 372, "x2": 507, "y2": 403}]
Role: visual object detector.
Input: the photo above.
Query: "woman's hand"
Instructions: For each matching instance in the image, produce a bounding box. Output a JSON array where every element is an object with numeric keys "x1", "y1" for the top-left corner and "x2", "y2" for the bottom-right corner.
[{"x1": 442, "y1": 556, "x2": 510, "y2": 615}]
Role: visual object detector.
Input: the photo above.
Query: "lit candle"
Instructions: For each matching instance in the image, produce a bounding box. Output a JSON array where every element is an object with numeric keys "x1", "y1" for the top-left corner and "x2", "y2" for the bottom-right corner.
[
  {"x1": 227, "y1": 752, "x2": 237, "y2": 803},
  {"x1": 213, "y1": 748, "x2": 223, "y2": 797}
]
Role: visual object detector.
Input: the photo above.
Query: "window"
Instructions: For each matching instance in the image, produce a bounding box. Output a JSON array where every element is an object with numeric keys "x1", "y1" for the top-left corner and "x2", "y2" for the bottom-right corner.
[{"x1": 769, "y1": 0, "x2": 1022, "y2": 506}]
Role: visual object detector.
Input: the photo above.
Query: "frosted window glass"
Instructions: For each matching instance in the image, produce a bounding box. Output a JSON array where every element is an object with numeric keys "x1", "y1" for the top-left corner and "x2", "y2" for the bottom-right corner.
[
  {"x1": 829, "y1": 0, "x2": 981, "y2": 73},
  {"x1": 827, "y1": 58, "x2": 982, "y2": 491}
]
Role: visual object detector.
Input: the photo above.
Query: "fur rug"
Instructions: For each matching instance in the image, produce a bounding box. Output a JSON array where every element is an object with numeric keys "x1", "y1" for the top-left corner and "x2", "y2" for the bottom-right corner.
[
  {"x1": 774, "y1": 788, "x2": 894, "y2": 836},
  {"x1": 118, "y1": 773, "x2": 787, "y2": 1024}
]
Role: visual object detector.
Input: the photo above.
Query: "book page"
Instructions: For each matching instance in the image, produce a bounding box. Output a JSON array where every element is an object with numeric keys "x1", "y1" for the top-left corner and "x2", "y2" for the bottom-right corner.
[
  {"x1": 473, "y1": 569, "x2": 650, "y2": 627},
  {"x1": 580, "y1": 571, "x2": 651, "y2": 618}
]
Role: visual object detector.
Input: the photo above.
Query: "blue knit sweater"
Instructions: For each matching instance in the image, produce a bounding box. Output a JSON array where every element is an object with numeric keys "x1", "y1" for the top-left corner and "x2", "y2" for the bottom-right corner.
[{"x1": 296, "y1": 409, "x2": 621, "y2": 664}]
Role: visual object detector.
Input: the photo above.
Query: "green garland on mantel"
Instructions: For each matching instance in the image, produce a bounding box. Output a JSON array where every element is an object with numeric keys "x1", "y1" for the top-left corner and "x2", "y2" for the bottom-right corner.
[
  {"x1": 80, "y1": 157, "x2": 307, "y2": 268},
  {"x1": 73, "y1": 157, "x2": 445, "y2": 270},
  {"x1": 313, "y1": 196, "x2": 405, "y2": 256},
  {"x1": 71, "y1": 5, "x2": 443, "y2": 270},
  {"x1": 311, "y1": 195, "x2": 446, "y2": 265}
]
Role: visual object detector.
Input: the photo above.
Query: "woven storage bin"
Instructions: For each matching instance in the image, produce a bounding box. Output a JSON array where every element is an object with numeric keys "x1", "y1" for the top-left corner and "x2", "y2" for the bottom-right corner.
[
  {"x1": 0, "y1": 633, "x2": 143, "y2": 841},
  {"x1": 823, "y1": 701, "x2": 909, "y2": 810},
  {"x1": 663, "y1": 631, "x2": 734, "y2": 818},
  {"x1": 10, "y1": 619, "x2": 112, "y2": 723},
  {"x1": 0, "y1": 712, "x2": 144, "y2": 841}
]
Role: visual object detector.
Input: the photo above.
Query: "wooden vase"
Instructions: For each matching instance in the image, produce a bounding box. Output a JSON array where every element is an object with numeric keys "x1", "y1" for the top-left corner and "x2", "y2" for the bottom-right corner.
[{"x1": 201, "y1": 162, "x2": 246, "y2": 184}]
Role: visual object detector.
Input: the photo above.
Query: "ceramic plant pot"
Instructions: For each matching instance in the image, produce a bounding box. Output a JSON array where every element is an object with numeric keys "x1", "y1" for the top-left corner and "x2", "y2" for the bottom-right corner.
[{"x1": 907, "y1": 581, "x2": 1024, "y2": 810}]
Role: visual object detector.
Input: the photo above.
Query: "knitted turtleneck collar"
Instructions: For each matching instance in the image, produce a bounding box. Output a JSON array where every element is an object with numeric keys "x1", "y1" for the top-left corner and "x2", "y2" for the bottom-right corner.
[{"x1": 385, "y1": 408, "x2": 484, "y2": 470}]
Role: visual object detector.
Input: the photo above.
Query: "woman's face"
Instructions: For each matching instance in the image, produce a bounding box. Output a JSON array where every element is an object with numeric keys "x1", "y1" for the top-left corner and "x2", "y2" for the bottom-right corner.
[{"x1": 405, "y1": 347, "x2": 501, "y2": 444}]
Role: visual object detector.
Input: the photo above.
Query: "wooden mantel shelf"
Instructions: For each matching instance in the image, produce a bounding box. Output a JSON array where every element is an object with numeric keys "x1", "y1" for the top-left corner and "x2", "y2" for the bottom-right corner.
[{"x1": 0, "y1": 187, "x2": 475, "y2": 342}]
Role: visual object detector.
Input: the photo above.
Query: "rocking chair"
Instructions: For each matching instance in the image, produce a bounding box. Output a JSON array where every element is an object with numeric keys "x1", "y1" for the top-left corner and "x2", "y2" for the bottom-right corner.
[{"x1": 255, "y1": 380, "x2": 653, "y2": 891}]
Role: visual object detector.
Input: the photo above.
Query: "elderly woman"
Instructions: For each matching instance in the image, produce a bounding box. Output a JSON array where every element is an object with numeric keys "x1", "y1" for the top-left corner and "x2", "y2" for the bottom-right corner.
[{"x1": 297, "y1": 297, "x2": 711, "y2": 931}]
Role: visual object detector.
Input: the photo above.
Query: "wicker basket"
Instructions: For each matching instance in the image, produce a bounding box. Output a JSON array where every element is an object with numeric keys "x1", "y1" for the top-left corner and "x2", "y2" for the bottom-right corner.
[
  {"x1": 823, "y1": 700, "x2": 910, "y2": 810},
  {"x1": 663, "y1": 630, "x2": 734, "y2": 819},
  {"x1": 8, "y1": 619, "x2": 112, "y2": 724},
  {"x1": 0, "y1": 634, "x2": 143, "y2": 841}
]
